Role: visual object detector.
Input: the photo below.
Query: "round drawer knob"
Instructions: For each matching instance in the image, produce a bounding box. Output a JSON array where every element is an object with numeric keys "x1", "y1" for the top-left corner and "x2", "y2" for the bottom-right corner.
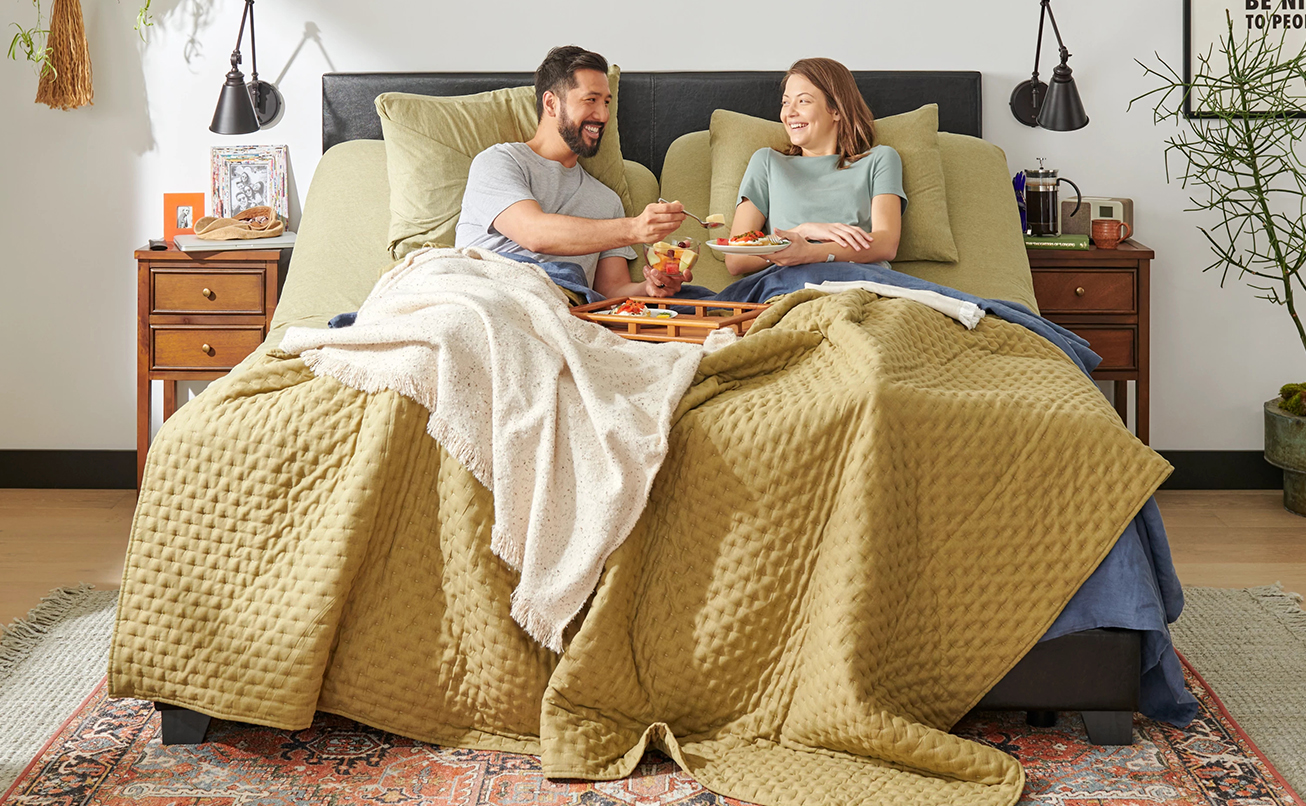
[
  {"x1": 200, "y1": 343, "x2": 213, "y2": 356},
  {"x1": 1075, "y1": 287, "x2": 1086, "y2": 297},
  {"x1": 201, "y1": 287, "x2": 215, "y2": 300}
]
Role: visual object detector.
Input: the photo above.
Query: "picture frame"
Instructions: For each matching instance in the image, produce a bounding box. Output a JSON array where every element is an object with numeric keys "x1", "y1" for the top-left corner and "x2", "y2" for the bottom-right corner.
[
  {"x1": 210, "y1": 144, "x2": 289, "y2": 220},
  {"x1": 163, "y1": 192, "x2": 206, "y2": 243},
  {"x1": 1184, "y1": 0, "x2": 1306, "y2": 117}
]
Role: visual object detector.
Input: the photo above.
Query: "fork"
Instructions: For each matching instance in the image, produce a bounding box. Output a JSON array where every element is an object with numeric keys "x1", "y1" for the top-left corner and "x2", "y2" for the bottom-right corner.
[{"x1": 659, "y1": 198, "x2": 723, "y2": 229}]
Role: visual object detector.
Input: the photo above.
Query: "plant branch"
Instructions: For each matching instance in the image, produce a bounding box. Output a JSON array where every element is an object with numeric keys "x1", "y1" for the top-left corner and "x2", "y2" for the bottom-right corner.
[{"x1": 1139, "y1": 6, "x2": 1306, "y2": 360}]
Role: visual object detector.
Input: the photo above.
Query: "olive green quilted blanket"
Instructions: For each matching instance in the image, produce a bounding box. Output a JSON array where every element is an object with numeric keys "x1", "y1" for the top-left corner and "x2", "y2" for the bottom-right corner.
[{"x1": 111, "y1": 288, "x2": 1170, "y2": 806}]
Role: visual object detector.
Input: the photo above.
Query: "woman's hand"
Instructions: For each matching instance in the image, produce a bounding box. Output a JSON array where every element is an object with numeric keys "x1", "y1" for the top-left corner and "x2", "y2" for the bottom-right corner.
[
  {"x1": 791, "y1": 222, "x2": 875, "y2": 250},
  {"x1": 642, "y1": 264, "x2": 689, "y2": 297},
  {"x1": 768, "y1": 229, "x2": 827, "y2": 266}
]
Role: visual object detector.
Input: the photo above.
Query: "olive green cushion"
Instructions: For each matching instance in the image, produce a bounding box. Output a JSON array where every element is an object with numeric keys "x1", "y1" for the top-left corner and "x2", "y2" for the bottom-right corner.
[
  {"x1": 895, "y1": 133, "x2": 1037, "y2": 313},
  {"x1": 268, "y1": 140, "x2": 396, "y2": 348},
  {"x1": 708, "y1": 105, "x2": 959, "y2": 264},
  {"x1": 377, "y1": 67, "x2": 633, "y2": 259}
]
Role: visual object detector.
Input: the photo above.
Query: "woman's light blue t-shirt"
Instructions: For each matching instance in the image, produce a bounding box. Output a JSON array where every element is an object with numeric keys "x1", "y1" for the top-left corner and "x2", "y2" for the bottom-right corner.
[{"x1": 736, "y1": 145, "x2": 907, "y2": 234}]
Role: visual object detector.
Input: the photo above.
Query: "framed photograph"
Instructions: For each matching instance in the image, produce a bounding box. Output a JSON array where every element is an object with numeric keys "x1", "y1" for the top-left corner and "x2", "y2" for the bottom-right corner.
[
  {"x1": 1185, "y1": 0, "x2": 1306, "y2": 117},
  {"x1": 210, "y1": 144, "x2": 289, "y2": 220},
  {"x1": 163, "y1": 192, "x2": 206, "y2": 243}
]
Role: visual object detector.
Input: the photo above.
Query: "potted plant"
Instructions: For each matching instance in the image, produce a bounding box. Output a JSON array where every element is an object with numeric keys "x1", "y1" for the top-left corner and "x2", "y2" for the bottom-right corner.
[{"x1": 1134, "y1": 12, "x2": 1306, "y2": 515}]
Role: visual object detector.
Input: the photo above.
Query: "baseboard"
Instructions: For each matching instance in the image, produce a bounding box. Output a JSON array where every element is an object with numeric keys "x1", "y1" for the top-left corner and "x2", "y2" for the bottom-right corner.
[
  {"x1": 0, "y1": 448, "x2": 1282, "y2": 492},
  {"x1": 0, "y1": 450, "x2": 136, "y2": 489},
  {"x1": 1156, "y1": 450, "x2": 1282, "y2": 490}
]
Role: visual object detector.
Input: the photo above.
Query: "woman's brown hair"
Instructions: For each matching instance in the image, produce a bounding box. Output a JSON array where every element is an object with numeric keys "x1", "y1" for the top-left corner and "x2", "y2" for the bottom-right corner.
[{"x1": 782, "y1": 58, "x2": 877, "y2": 169}]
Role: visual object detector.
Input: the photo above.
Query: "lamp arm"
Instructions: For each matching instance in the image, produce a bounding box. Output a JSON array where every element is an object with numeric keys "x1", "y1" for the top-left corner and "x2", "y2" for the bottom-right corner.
[
  {"x1": 247, "y1": 0, "x2": 258, "y2": 82},
  {"x1": 1031, "y1": 0, "x2": 1048, "y2": 82},
  {"x1": 229, "y1": 0, "x2": 250, "y2": 70},
  {"x1": 1028, "y1": 0, "x2": 1050, "y2": 110},
  {"x1": 1044, "y1": 0, "x2": 1072, "y2": 66}
]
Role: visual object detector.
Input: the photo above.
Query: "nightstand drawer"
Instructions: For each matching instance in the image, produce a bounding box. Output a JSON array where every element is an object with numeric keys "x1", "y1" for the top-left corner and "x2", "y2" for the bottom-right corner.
[
  {"x1": 153, "y1": 271, "x2": 264, "y2": 314},
  {"x1": 1067, "y1": 326, "x2": 1136, "y2": 371},
  {"x1": 152, "y1": 327, "x2": 263, "y2": 371},
  {"x1": 1031, "y1": 270, "x2": 1136, "y2": 314}
]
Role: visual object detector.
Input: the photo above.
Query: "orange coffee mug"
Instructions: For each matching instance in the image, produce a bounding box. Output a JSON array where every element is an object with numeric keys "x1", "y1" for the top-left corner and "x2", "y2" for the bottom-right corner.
[{"x1": 1091, "y1": 219, "x2": 1132, "y2": 249}]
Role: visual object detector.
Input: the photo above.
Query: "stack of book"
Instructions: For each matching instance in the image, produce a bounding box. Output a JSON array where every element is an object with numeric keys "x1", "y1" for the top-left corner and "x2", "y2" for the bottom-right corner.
[{"x1": 1023, "y1": 234, "x2": 1090, "y2": 250}]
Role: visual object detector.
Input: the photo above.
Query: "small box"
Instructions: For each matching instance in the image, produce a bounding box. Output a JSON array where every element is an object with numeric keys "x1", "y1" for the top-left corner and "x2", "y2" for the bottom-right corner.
[{"x1": 1062, "y1": 197, "x2": 1134, "y2": 239}]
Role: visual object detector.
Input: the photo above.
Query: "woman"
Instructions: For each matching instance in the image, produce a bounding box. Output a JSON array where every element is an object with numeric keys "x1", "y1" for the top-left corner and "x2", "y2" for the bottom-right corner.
[{"x1": 724, "y1": 57, "x2": 905, "y2": 278}]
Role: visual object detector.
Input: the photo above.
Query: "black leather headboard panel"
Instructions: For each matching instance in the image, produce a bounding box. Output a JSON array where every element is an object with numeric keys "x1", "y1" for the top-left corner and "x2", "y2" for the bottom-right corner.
[{"x1": 323, "y1": 71, "x2": 982, "y2": 177}]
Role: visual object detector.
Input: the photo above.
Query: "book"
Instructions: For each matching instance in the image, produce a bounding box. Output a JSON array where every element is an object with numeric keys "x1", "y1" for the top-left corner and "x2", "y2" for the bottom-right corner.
[
  {"x1": 1024, "y1": 234, "x2": 1089, "y2": 250},
  {"x1": 174, "y1": 232, "x2": 297, "y2": 252}
]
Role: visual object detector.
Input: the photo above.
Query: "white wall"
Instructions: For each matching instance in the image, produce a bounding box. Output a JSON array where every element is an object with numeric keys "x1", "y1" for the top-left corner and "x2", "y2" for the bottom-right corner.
[{"x1": 1, "y1": 0, "x2": 1301, "y2": 453}]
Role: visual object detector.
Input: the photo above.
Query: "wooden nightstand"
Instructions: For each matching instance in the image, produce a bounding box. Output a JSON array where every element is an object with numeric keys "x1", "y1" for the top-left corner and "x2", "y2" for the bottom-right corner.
[
  {"x1": 1027, "y1": 240, "x2": 1152, "y2": 445},
  {"x1": 136, "y1": 244, "x2": 281, "y2": 487}
]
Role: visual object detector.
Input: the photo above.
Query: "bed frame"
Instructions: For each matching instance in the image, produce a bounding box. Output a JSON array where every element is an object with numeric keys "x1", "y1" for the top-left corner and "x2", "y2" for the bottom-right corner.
[{"x1": 156, "y1": 70, "x2": 1139, "y2": 747}]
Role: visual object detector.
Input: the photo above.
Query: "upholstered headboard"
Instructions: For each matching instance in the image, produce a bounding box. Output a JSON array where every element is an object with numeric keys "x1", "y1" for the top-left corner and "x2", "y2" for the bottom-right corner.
[{"x1": 321, "y1": 71, "x2": 982, "y2": 177}]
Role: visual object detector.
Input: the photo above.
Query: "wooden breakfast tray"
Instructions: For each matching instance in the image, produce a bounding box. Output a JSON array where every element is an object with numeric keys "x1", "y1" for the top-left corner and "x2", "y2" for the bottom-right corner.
[{"x1": 571, "y1": 297, "x2": 770, "y2": 344}]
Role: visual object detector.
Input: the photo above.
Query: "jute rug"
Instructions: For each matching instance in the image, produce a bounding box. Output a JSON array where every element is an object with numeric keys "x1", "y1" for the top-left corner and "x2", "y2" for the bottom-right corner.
[
  {"x1": 1170, "y1": 584, "x2": 1306, "y2": 794},
  {"x1": 0, "y1": 585, "x2": 116, "y2": 796},
  {"x1": 1, "y1": 585, "x2": 1302, "y2": 806}
]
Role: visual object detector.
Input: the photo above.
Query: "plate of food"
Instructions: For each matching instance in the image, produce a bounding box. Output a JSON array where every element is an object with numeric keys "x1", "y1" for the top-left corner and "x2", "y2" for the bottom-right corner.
[
  {"x1": 602, "y1": 299, "x2": 678, "y2": 319},
  {"x1": 706, "y1": 231, "x2": 791, "y2": 255}
]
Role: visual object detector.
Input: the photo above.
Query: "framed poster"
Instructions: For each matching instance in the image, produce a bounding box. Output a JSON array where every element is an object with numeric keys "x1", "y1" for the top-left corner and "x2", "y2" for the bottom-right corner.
[
  {"x1": 1185, "y1": 0, "x2": 1306, "y2": 117},
  {"x1": 210, "y1": 144, "x2": 289, "y2": 220},
  {"x1": 163, "y1": 192, "x2": 205, "y2": 243}
]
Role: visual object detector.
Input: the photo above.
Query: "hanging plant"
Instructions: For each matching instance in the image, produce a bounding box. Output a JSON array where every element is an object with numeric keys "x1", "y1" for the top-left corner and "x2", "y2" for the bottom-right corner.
[
  {"x1": 7, "y1": 0, "x2": 153, "y2": 109},
  {"x1": 7, "y1": 0, "x2": 55, "y2": 80},
  {"x1": 135, "y1": 0, "x2": 152, "y2": 39},
  {"x1": 36, "y1": 0, "x2": 93, "y2": 109}
]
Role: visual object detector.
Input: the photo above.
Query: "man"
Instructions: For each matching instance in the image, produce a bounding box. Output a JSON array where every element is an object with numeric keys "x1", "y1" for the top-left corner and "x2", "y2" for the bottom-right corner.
[{"x1": 455, "y1": 46, "x2": 689, "y2": 300}]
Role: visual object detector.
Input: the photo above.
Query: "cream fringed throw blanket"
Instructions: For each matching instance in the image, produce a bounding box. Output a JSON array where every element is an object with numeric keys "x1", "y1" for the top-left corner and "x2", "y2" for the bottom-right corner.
[{"x1": 279, "y1": 247, "x2": 723, "y2": 651}]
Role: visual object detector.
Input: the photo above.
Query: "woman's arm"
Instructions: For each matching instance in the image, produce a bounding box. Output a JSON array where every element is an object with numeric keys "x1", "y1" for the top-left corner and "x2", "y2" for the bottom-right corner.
[
  {"x1": 724, "y1": 199, "x2": 773, "y2": 276},
  {"x1": 768, "y1": 194, "x2": 902, "y2": 266}
]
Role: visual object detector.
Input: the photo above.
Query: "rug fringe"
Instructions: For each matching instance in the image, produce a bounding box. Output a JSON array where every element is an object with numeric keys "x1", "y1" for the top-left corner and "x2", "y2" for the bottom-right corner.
[
  {"x1": 1248, "y1": 582, "x2": 1306, "y2": 636},
  {"x1": 0, "y1": 584, "x2": 97, "y2": 680}
]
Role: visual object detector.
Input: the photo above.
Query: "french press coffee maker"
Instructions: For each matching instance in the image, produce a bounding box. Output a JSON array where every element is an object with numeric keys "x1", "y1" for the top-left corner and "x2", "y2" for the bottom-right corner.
[{"x1": 1025, "y1": 158, "x2": 1082, "y2": 236}]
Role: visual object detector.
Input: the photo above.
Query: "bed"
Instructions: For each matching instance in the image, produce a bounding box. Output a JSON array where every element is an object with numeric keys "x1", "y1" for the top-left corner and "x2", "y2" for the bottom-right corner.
[{"x1": 113, "y1": 70, "x2": 1193, "y2": 806}]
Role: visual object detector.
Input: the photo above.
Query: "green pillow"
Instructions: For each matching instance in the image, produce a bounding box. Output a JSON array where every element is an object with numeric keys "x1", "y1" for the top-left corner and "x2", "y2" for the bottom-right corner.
[
  {"x1": 708, "y1": 104, "x2": 959, "y2": 264},
  {"x1": 377, "y1": 67, "x2": 633, "y2": 259}
]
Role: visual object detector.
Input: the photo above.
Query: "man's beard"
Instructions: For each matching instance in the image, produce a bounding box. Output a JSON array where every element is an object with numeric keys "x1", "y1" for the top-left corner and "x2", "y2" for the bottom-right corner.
[{"x1": 559, "y1": 106, "x2": 604, "y2": 158}]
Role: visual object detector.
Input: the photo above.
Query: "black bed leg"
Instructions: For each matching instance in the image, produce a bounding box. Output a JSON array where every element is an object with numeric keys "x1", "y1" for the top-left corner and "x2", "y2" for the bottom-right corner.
[
  {"x1": 1025, "y1": 710, "x2": 1057, "y2": 727},
  {"x1": 155, "y1": 703, "x2": 212, "y2": 745},
  {"x1": 1081, "y1": 710, "x2": 1134, "y2": 745}
]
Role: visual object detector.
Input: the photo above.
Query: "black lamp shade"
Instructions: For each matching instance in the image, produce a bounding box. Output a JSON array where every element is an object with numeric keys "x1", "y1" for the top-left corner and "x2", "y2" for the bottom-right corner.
[
  {"x1": 210, "y1": 69, "x2": 259, "y2": 135},
  {"x1": 1036, "y1": 62, "x2": 1089, "y2": 131}
]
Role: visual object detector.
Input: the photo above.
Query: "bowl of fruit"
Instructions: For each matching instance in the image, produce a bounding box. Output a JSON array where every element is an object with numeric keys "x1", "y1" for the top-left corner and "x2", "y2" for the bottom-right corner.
[{"x1": 644, "y1": 237, "x2": 699, "y2": 277}]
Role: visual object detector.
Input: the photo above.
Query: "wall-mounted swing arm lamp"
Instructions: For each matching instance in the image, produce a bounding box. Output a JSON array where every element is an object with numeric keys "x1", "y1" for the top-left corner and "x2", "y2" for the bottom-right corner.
[
  {"x1": 210, "y1": 0, "x2": 284, "y2": 134},
  {"x1": 1009, "y1": 0, "x2": 1089, "y2": 131}
]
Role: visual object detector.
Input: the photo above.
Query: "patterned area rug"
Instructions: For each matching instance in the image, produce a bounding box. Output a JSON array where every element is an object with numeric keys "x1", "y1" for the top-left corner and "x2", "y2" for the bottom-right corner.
[{"x1": 1, "y1": 659, "x2": 1300, "y2": 806}]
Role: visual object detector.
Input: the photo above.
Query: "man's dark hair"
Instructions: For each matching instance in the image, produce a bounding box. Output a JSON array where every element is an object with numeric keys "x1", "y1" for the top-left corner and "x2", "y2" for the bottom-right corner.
[{"x1": 534, "y1": 46, "x2": 608, "y2": 118}]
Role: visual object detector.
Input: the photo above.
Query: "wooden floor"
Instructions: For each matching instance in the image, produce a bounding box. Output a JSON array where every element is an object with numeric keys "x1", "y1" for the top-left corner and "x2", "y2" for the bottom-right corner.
[{"x1": 1, "y1": 488, "x2": 1303, "y2": 633}]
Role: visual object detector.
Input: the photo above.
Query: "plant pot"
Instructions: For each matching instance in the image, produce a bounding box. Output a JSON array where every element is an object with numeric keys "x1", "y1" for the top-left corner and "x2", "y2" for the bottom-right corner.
[{"x1": 1264, "y1": 399, "x2": 1306, "y2": 517}]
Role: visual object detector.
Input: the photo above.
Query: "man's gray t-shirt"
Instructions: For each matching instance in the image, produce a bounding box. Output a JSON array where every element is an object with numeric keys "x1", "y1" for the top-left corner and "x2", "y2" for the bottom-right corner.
[{"x1": 455, "y1": 142, "x2": 635, "y2": 286}]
